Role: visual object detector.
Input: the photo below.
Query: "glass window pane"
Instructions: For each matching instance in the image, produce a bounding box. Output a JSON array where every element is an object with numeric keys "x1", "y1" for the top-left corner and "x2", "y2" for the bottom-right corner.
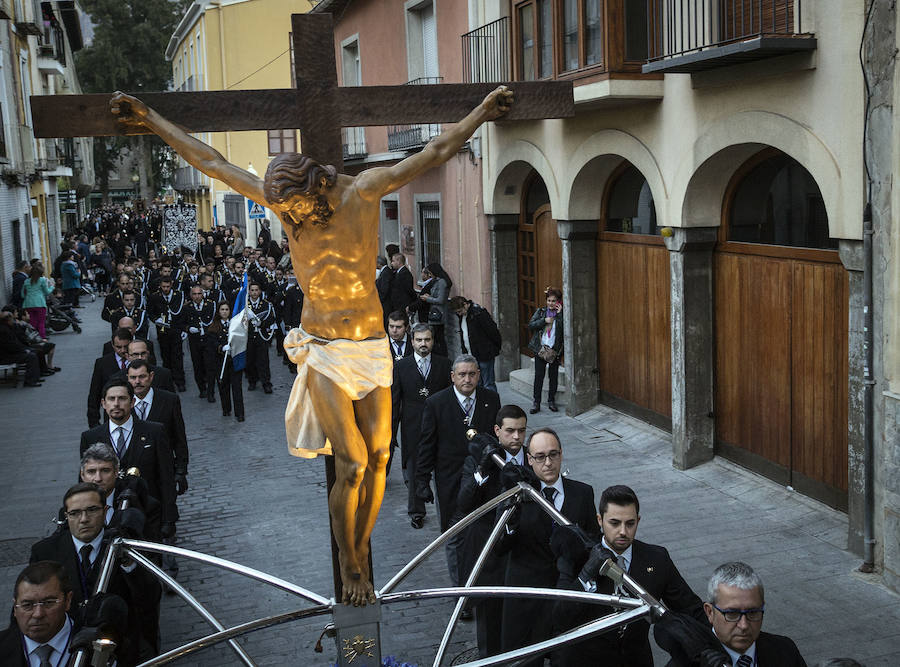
[
  {"x1": 284, "y1": 130, "x2": 296, "y2": 153},
  {"x1": 585, "y1": 0, "x2": 602, "y2": 66},
  {"x1": 728, "y1": 154, "x2": 836, "y2": 250},
  {"x1": 538, "y1": 0, "x2": 553, "y2": 78},
  {"x1": 268, "y1": 131, "x2": 280, "y2": 155},
  {"x1": 624, "y1": 0, "x2": 648, "y2": 61},
  {"x1": 519, "y1": 5, "x2": 535, "y2": 81},
  {"x1": 563, "y1": 0, "x2": 579, "y2": 71},
  {"x1": 606, "y1": 165, "x2": 658, "y2": 235}
]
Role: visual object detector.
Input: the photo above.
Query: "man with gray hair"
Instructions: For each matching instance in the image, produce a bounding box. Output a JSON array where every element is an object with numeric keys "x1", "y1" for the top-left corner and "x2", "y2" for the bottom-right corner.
[
  {"x1": 415, "y1": 353, "x2": 499, "y2": 590},
  {"x1": 703, "y1": 561, "x2": 806, "y2": 666}
]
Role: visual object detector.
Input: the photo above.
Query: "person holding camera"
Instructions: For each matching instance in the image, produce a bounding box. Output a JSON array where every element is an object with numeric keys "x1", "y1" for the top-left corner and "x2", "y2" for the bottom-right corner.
[{"x1": 528, "y1": 286, "x2": 564, "y2": 413}]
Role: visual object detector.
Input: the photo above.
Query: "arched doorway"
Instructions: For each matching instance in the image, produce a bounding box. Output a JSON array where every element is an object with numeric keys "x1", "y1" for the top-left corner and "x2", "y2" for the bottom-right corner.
[
  {"x1": 518, "y1": 174, "x2": 562, "y2": 354},
  {"x1": 715, "y1": 149, "x2": 848, "y2": 509},
  {"x1": 596, "y1": 161, "x2": 671, "y2": 425}
]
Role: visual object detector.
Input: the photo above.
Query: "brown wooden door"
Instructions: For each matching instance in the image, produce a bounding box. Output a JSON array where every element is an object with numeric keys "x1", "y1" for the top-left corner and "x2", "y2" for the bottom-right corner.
[
  {"x1": 518, "y1": 204, "x2": 562, "y2": 353},
  {"x1": 714, "y1": 249, "x2": 848, "y2": 509},
  {"x1": 596, "y1": 234, "x2": 672, "y2": 424}
]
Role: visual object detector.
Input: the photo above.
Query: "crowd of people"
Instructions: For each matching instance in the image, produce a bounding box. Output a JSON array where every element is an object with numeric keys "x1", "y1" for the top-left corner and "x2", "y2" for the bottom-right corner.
[{"x1": 1, "y1": 210, "x2": 858, "y2": 666}]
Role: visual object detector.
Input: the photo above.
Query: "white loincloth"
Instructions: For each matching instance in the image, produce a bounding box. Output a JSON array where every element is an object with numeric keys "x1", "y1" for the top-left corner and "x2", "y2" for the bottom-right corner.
[{"x1": 283, "y1": 326, "x2": 393, "y2": 459}]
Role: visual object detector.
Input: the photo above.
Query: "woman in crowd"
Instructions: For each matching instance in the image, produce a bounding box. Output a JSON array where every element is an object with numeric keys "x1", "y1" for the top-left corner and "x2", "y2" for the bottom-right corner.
[
  {"x1": 528, "y1": 286, "x2": 564, "y2": 413},
  {"x1": 90, "y1": 240, "x2": 114, "y2": 295},
  {"x1": 20, "y1": 263, "x2": 54, "y2": 338},
  {"x1": 205, "y1": 301, "x2": 245, "y2": 421},
  {"x1": 230, "y1": 225, "x2": 245, "y2": 257},
  {"x1": 417, "y1": 262, "x2": 452, "y2": 357}
]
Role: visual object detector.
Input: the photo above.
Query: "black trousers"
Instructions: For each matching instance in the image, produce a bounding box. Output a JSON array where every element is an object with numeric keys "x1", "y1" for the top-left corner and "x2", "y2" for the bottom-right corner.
[
  {"x1": 533, "y1": 356, "x2": 559, "y2": 404},
  {"x1": 406, "y1": 436, "x2": 426, "y2": 519},
  {"x1": 187, "y1": 334, "x2": 207, "y2": 391},
  {"x1": 157, "y1": 329, "x2": 185, "y2": 385},
  {"x1": 246, "y1": 336, "x2": 271, "y2": 387},
  {"x1": 4, "y1": 350, "x2": 39, "y2": 384},
  {"x1": 218, "y1": 362, "x2": 244, "y2": 417}
]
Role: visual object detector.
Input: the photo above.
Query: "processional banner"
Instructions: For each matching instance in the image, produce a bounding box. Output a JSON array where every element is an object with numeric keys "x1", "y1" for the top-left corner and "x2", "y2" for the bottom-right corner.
[{"x1": 162, "y1": 203, "x2": 198, "y2": 252}]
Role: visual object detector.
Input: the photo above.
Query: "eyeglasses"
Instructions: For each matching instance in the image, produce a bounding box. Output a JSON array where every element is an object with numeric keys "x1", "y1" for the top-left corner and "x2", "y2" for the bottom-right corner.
[
  {"x1": 65, "y1": 506, "x2": 104, "y2": 520},
  {"x1": 15, "y1": 598, "x2": 62, "y2": 612},
  {"x1": 712, "y1": 604, "x2": 765, "y2": 622},
  {"x1": 528, "y1": 450, "x2": 561, "y2": 463}
]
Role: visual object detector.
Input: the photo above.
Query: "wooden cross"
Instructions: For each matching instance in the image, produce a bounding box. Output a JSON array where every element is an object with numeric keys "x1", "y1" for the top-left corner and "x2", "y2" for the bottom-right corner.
[{"x1": 31, "y1": 13, "x2": 574, "y2": 173}]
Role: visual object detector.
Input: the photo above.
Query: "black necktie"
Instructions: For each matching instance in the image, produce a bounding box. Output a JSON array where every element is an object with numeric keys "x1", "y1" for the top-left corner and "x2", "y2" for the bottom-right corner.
[
  {"x1": 542, "y1": 486, "x2": 557, "y2": 505},
  {"x1": 79, "y1": 544, "x2": 93, "y2": 576},
  {"x1": 736, "y1": 656, "x2": 753, "y2": 667},
  {"x1": 34, "y1": 644, "x2": 54, "y2": 667}
]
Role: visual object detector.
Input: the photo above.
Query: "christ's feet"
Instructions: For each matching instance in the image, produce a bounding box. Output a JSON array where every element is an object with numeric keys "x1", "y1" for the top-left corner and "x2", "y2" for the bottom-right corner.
[{"x1": 340, "y1": 559, "x2": 375, "y2": 606}]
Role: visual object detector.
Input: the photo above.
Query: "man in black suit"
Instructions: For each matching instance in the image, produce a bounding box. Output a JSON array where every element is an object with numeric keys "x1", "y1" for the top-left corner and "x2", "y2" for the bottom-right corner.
[
  {"x1": 387, "y1": 310, "x2": 414, "y2": 361},
  {"x1": 10, "y1": 259, "x2": 29, "y2": 309},
  {"x1": 183, "y1": 285, "x2": 216, "y2": 398},
  {"x1": 125, "y1": 339, "x2": 174, "y2": 391},
  {"x1": 102, "y1": 317, "x2": 157, "y2": 366},
  {"x1": 30, "y1": 483, "x2": 162, "y2": 664},
  {"x1": 146, "y1": 275, "x2": 187, "y2": 392},
  {"x1": 79, "y1": 379, "x2": 178, "y2": 537},
  {"x1": 375, "y1": 255, "x2": 393, "y2": 327},
  {"x1": 87, "y1": 328, "x2": 133, "y2": 427},
  {"x1": 553, "y1": 485, "x2": 705, "y2": 666},
  {"x1": 108, "y1": 291, "x2": 149, "y2": 340},
  {"x1": 456, "y1": 404, "x2": 528, "y2": 657},
  {"x1": 101, "y1": 272, "x2": 131, "y2": 322},
  {"x1": 415, "y1": 354, "x2": 500, "y2": 586},
  {"x1": 388, "y1": 252, "x2": 417, "y2": 316},
  {"x1": 703, "y1": 562, "x2": 806, "y2": 666},
  {"x1": 499, "y1": 427, "x2": 597, "y2": 667},
  {"x1": 126, "y1": 360, "x2": 189, "y2": 495},
  {"x1": 1, "y1": 561, "x2": 75, "y2": 667},
  {"x1": 392, "y1": 323, "x2": 451, "y2": 527}
]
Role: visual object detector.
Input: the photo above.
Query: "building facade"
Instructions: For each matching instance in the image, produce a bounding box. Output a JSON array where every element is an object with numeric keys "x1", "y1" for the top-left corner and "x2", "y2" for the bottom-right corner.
[
  {"x1": 167, "y1": 0, "x2": 315, "y2": 239},
  {"x1": 0, "y1": 0, "x2": 93, "y2": 305},
  {"x1": 467, "y1": 0, "x2": 900, "y2": 591}
]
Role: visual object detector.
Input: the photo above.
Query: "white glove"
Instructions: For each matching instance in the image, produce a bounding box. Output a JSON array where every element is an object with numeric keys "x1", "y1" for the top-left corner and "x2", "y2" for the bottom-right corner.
[
  {"x1": 181, "y1": 331, "x2": 188, "y2": 340},
  {"x1": 250, "y1": 316, "x2": 260, "y2": 326},
  {"x1": 154, "y1": 318, "x2": 166, "y2": 326},
  {"x1": 222, "y1": 344, "x2": 230, "y2": 352},
  {"x1": 188, "y1": 326, "x2": 200, "y2": 334}
]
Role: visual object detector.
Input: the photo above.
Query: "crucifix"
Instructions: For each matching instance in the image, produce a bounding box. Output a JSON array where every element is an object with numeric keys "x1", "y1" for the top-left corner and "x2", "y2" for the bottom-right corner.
[{"x1": 33, "y1": 10, "x2": 572, "y2": 663}]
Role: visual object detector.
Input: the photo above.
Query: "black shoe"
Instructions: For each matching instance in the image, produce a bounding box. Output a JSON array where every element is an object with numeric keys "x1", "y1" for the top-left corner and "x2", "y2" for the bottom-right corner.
[
  {"x1": 530, "y1": 402, "x2": 540, "y2": 414},
  {"x1": 176, "y1": 384, "x2": 186, "y2": 392},
  {"x1": 410, "y1": 516, "x2": 424, "y2": 529},
  {"x1": 198, "y1": 388, "x2": 207, "y2": 398},
  {"x1": 247, "y1": 383, "x2": 257, "y2": 391},
  {"x1": 73, "y1": 326, "x2": 82, "y2": 334},
  {"x1": 459, "y1": 608, "x2": 474, "y2": 621},
  {"x1": 41, "y1": 370, "x2": 54, "y2": 376},
  {"x1": 548, "y1": 401, "x2": 558, "y2": 412},
  {"x1": 223, "y1": 410, "x2": 231, "y2": 417},
  {"x1": 263, "y1": 384, "x2": 273, "y2": 394},
  {"x1": 207, "y1": 395, "x2": 216, "y2": 403},
  {"x1": 24, "y1": 381, "x2": 42, "y2": 387},
  {"x1": 236, "y1": 414, "x2": 245, "y2": 422}
]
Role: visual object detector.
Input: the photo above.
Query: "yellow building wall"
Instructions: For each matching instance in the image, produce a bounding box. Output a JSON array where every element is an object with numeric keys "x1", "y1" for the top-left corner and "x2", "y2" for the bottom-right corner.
[{"x1": 170, "y1": 0, "x2": 313, "y2": 237}]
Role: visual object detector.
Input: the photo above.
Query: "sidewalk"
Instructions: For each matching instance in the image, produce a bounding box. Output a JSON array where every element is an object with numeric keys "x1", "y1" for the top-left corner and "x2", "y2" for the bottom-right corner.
[{"x1": 0, "y1": 301, "x2": 897, "y2": 665}]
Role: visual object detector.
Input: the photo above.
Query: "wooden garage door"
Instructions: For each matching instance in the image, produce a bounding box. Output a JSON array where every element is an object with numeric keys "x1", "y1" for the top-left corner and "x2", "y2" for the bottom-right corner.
[
  {"x1": 715, "y1": 248, "x2": 848, "y2": 509},
  {"x1": 597, "y1": 234, "x2": 671, "y2": 423}
]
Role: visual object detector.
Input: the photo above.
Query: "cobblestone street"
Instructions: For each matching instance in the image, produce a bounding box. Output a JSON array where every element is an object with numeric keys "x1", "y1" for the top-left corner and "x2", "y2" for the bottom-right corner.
[{"x1": 2, "y1": 301, "x2": 899, "y2": 665}]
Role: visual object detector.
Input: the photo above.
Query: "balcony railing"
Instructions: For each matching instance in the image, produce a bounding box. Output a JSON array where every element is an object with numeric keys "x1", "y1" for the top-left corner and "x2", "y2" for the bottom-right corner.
[
  {"x1": 387, "y1": 78, "x2": 443, "y2": 152},
  {"x1": 462, "y1": 17, "x2": 510, "y2": 83},
  {"x1": 174, "y1": 165, "x2": 207, "y2": 190},
  {"x1": 645, "y1": 0, "x2": 815, "y2": 73},
  {"x1": 342, "y1": 126, "x2": 367, "y2": 160}
]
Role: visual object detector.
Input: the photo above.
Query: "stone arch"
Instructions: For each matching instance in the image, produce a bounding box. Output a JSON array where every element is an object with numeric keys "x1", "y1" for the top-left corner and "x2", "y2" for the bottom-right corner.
[
  {"x1": 564, "y1": 129, "x2": 667, "y2": 221},
  {"x1": 487, "y1": 140, "x2": 561, "y2": 216},
  {"x1": 676, "y1": 111, "x2": 843, "y2": 233}
]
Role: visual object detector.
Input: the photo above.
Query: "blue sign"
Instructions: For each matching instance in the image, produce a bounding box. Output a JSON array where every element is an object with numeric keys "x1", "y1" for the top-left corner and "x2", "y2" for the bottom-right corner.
[{"x1": 247, "y1": 199, "x2": 266, "y2": 220}]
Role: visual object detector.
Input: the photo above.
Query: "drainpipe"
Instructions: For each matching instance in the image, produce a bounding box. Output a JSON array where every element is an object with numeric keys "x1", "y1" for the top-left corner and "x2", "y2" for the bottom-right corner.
[{"x1": 860, "y1": 202, "x2": 875, "y2": 572}]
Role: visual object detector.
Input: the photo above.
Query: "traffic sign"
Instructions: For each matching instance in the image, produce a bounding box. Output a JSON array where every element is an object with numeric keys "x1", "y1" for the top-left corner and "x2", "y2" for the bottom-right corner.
[{"x1": 247, "y1": 200, "x2": 266, "y2": 219}]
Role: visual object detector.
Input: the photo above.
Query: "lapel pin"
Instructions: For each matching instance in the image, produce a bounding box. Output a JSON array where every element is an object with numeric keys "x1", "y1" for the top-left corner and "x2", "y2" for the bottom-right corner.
[{"x1": 646, "y1": 566, "x2": 654, "y2": 573}]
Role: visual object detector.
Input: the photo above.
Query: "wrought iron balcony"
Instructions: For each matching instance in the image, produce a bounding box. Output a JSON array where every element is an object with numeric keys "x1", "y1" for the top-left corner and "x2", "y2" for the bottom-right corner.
[
  {"x1": 462, "y1": 17, "x2": 510, "y2": 83},
  {"x1": 342, "y1": 126, "x2": 367, "y2": 160},
  {"x1": 174, "y1": 165, "x2": 207, "y2": 191},
  {"x1": 644, "y1": 0, "x2": 816, "y2": 74},
  {"x1": 387, "y1": 77, "x2": 443, "y2": 152}
]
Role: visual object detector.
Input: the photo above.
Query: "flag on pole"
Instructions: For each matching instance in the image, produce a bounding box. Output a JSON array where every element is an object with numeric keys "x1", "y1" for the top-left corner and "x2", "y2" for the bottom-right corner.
[{"x1": 228, "y1": 273, "x2": 249, "y2": 372}]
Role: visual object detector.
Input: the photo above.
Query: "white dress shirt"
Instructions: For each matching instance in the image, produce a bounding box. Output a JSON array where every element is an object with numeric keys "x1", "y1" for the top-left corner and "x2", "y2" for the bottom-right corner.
[
  {"x1": 540, "y1": 475, "x2": 565, "y2": 510},
  {"x1": 23, "y1": 616, "x2": 73, "y2": 667},
  {"x1": 108, "y1": 416, "x2": 135, "y2": 456},
  {"x1": 134, "y1": 388, "x2": 155, "y2": 421}
]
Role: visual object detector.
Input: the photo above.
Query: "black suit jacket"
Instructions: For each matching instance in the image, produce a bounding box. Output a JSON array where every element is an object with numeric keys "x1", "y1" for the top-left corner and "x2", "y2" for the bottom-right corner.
[
  {"x1": 755, "y1": 632, "x2": 807, "y2": 667},
  {"x1": 391, "y1": 353, "x2": 451, "y2": 452},
  {"x1": 79, "y1": 420, "x2": 177, "y2": 525},
  {"x1": 415, "y1": 386, "x2": 500, "y2": 531},
  {"x1": 87, "y1": 353, "x2": 127, "y2": 427},
  {"x1": 376, "y1": 267, "x2": 393, "y2": 318},
  {"x1": 500, "y1": 476, "x2": 597, "y2": 663},
  {"x1": 389, "y1": 265, "x2": 417, "y2": 314},
  {"x1": 143, "y1": 388, "x2": 189, "y2": 475},
  {"x1": 555, "y1": 539, "x2": 704, "y2": 666},
  {"x1": 29, "y1": 529, "x2": 160, "y2": 665},
  {"x1": 0, "y1": 623, "x2": 27, "y2": 667}
]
